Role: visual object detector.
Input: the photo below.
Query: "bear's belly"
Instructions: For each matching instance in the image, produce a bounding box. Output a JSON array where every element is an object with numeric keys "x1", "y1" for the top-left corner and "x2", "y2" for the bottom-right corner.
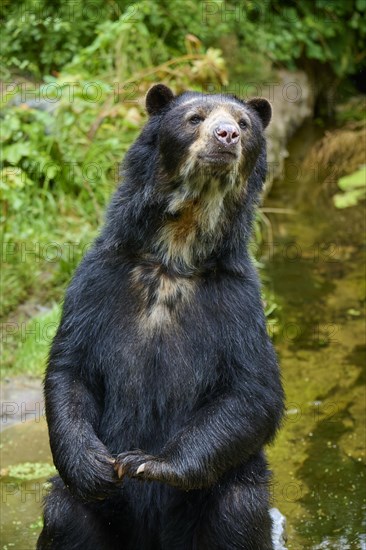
[{"x1": 96, "y1": 329, "x2": 221, "y2": 454}]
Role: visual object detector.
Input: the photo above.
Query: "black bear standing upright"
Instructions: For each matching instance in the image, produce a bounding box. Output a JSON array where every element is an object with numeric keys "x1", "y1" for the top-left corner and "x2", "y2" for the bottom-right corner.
[{"x1": 38, "y1": 85, "x2": 284, "y2": 550}]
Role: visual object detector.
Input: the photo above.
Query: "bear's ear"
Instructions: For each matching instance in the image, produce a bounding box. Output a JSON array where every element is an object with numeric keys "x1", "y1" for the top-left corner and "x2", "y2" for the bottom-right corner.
[
  {"x1": 146, "y1": 84, "x2": 175, "y2": 116},
  {"x1": 246, "y1": 97, "x2": 272, "y2": 129}
]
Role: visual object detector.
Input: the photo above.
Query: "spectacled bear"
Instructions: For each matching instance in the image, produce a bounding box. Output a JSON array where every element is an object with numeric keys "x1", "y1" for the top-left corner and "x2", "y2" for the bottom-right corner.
[{"x1": 37, "y1": 84, "x2": 284, "y2": 550}]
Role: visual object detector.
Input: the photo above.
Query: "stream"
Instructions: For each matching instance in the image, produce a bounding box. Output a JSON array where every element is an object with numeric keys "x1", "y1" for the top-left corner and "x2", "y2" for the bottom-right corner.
[
  {"x1": 1, "y1": 122, "x2": 365, "y2": 549},
  {"x1": 265, "y1": 122, "x2": 365, "y2": 549}
]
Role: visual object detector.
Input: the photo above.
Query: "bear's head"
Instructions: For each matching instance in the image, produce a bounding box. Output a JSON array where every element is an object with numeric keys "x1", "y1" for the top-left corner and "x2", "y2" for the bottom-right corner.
[{"x1": 145, "y1": 84, "x2": 271, "y2": 200}]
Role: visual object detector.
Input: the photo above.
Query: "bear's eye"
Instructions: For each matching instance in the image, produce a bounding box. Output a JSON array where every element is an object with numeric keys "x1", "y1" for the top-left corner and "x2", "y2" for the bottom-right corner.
[
  {"x1": 189, "y1": 115, "x2": 204, "y2": 125},
  {"x1": 239, "y1": 119, "x2": 248, "y2": 129}
]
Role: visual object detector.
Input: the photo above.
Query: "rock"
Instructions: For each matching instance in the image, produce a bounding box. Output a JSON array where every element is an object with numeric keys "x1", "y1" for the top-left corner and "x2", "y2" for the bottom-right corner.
[{"x1": 265, "y1": 70, "x2": 314, "y2": 190}]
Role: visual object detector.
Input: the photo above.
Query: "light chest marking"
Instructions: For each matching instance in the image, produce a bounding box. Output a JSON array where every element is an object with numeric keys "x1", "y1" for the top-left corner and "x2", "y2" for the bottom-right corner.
[{"x1": 130, "y1": 264, "x2": 195, "y2": 332}]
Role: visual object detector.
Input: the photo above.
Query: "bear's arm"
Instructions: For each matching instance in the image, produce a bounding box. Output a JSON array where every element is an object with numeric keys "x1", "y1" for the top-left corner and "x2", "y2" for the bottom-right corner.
[
  {"x1": 44, "y1": 264, "x2": 119, "y2": 502},
  {"x1": 116, "y1": 340, "x2": 284, "y2": 490},
  {"x1": 162, "y1": 376, "x2": 283, "y2": 489},
  {"x1": 45, "y1": 357, "x2": 117, "y2": 501}
]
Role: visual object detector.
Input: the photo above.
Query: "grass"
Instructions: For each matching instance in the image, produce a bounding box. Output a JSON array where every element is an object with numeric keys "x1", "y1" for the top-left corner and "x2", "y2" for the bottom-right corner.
[
  {"x1": 1, "y1": 304, "x2": 61, "y2": 378},
  {"x1": 2, "y1": 188, "x2": 100, "y2": 316},
  {"x1": 1, "y1": 182, "x2": 103, "y2": 380}
]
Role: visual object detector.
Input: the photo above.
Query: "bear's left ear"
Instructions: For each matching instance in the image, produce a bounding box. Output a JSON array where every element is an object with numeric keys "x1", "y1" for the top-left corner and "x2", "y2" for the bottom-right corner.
[
  {"x1": 246, "y1": 97, "x2": 272, "y2": 129},
  {"x1": 146, "y1": 84, "x2": 175, "y2": 116}
]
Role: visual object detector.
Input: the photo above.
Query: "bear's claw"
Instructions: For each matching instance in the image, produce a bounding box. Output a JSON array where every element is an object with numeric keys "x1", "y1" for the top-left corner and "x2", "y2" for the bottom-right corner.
[
  {"x1": 114, "y1": 450, "x2": 157, "y2": 481},
  {"x1": 136, "y1": 463, "x2": 146, "y2": 475}
]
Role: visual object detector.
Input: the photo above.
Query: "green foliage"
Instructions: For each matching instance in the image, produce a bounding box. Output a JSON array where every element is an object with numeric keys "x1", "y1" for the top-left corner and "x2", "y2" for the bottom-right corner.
[
  {"x1": 1, "y1": 304, "x2": 60, "y2": 377},
  {"x1": 2, "y1": 1, "x2": 365, "y2": 80},
  {"x1": 336, "y1": 97, "x2": 366, "y2": 124},
  {"x1": 0, "y1": 0, "x2": 119, "y2": 77},
  {"x1": 333, "y1": 166, "x2": 366, "y2": 208},
  {"x1": 0, "y1": 0, "x2": 224, "y2": 78},
  {"x1": 227, "y1": 0, "x2": 366, "y2": 78},
  {"x1": 1, "y1": 107, "x2": 55, "y2": 210},
  {"x1": 0, "y1": 203, "x2": 98, "y2": 320}
]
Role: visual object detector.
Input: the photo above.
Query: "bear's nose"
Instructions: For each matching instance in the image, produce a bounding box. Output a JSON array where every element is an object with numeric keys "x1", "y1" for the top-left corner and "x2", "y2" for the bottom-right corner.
[{"x1": 214, "y1": 124, "x2": 240, "y2": 145}]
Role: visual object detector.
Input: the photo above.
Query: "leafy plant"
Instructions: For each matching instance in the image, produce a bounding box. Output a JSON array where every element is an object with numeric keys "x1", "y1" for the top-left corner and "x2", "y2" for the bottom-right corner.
[
  {"x1": 0, "y1": 0, "x2": 117, "y2": 77},
  {"x1": 333, "y1": 166, "x2": 366, "y2": 208},
  {"x1": 2, "y1": 1, "x2": 365, "y2": 81}
]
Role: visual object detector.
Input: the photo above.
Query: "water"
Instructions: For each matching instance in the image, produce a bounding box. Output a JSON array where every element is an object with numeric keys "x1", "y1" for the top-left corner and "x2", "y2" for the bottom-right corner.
[
  {"x1": 264, "y1": 122, "x2": 366, "y2": 549},
  {"x1": 0, "y1": 416, "x2": 51, "y2": 549},
  {"x1": 1, "y1": 122, "x2": 365, "y2": 549}
]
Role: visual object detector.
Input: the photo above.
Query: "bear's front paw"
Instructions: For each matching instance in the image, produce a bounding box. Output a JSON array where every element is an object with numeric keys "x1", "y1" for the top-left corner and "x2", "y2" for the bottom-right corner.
[{"x1": 114, "y1": 450, "x2": 174, "y2": 484}]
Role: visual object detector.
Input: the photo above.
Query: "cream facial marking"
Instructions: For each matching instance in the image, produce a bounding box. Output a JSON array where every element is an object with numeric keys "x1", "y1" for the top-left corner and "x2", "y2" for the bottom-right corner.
[{"x1": 179, "y1": 105, "x2": 243, "y2": 183}]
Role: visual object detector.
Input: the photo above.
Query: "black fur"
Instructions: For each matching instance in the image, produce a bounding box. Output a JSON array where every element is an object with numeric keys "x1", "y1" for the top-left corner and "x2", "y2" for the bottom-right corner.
[{"x1": 38, "y1": 85, "x2": 284, "y2": 550}]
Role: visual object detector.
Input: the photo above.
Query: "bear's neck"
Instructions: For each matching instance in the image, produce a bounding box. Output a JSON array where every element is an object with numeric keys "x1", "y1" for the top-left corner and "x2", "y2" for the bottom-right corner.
[
  {"x1": 103, "y1": 173, "x2": 256, "y2": 274},
  {"x1": 152, "y1": 179, "x2": 236, "y2": 268}
]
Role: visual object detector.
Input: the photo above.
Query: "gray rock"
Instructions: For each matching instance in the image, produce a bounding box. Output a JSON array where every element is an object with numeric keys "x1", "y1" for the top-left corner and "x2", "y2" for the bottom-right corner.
[{"x1": 265, "y1": 70, "x2": 314, "y2": 190}]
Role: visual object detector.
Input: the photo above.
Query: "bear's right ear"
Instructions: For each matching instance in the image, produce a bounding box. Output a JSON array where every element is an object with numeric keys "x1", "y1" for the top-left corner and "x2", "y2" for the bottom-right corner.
[{"x1": 146, "y1": 84, "x2": 175, "y2": 116}]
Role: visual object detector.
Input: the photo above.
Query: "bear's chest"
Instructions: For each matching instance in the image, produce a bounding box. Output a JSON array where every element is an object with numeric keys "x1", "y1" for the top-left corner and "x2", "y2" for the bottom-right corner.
[{"x1": 129, "y1": 262, "x2": 197, "y2": 334}]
